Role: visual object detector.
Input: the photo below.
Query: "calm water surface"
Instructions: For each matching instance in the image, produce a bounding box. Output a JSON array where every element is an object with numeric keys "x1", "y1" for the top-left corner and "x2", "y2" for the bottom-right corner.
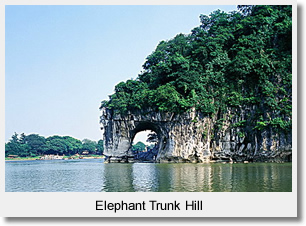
[{"x1": 5, "y1": 159, "x2": 292, "y2": 192}]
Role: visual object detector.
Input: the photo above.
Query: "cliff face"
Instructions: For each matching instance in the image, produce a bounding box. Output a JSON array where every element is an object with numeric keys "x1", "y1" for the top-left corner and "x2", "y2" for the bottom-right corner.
[
  {"x1": 100, "y1": 106, "x2": 292, "y2": 163},
  {"x1": 211, "y1": 106, "x2": 292, "y2": 163}
]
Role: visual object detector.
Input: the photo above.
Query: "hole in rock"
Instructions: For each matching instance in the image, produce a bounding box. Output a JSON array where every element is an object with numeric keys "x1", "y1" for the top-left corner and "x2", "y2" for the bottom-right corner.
[{"x1": 132, "y1": 130, "x2": 158, "y2": 162}]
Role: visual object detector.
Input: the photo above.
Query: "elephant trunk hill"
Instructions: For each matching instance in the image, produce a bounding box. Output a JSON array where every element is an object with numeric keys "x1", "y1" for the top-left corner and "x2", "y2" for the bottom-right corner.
[{"x1": 99, "y1": 5, "x2": 292, "y2": 163}]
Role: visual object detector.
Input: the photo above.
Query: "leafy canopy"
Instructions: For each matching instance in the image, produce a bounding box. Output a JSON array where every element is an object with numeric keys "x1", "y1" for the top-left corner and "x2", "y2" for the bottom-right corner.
[
  {"x1": 5, "y1": 133, "x2": 104, "y2": 157},
  {"x1": 101, "y1": 5, "x2": 292, "y2": 133}
]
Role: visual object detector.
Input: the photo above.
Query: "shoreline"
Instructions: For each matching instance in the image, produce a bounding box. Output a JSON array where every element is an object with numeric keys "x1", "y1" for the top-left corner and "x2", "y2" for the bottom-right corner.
[
  {"x1": 5, "y1": 156, "x2": 105, "y2": 161},
  {"x1": 5, "y1": 155, "x2": 291, "y2": 164},
  {"x1": 5, "y1": 158, "x2": 291, "y2": 164}
]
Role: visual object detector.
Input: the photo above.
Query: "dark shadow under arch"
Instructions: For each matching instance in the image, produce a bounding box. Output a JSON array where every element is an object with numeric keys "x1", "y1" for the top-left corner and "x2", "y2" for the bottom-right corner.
[
  {"x1": 129, "y1": 121, "x2": 163, "y2": 162},
  {"x1": 130, "y1": 121, "x2": 162, "y2": 142}
]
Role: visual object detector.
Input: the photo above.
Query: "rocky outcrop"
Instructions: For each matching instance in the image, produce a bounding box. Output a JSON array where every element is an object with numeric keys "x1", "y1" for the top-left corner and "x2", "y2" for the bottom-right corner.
[
  {"x1": 100, "y1": 106, "x2": 292, "y2": 163},
  {"x1": 210, "y1": 107, "x2": 292, "y2": 163},
  {"x1": 134, "y1": 145, "x2": 158, "y2": 162}
]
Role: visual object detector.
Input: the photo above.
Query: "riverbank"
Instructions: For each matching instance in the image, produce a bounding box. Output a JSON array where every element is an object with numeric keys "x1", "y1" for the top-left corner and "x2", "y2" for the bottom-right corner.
[
  {"x1": 5, "y1": 156, "x2": 41, "y2": 161},
  {"x1": 5, "y1": 155, "x2": 105, "y2": 161}
]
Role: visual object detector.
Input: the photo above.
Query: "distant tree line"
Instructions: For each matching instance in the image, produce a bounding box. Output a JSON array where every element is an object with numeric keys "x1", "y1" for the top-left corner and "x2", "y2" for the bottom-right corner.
[
  {"x1": 5, "y1": 132, "x2": 104, "y2": 157},
  {"x1": 131, "y1": 141, "x2": 146, "y2": 154}
]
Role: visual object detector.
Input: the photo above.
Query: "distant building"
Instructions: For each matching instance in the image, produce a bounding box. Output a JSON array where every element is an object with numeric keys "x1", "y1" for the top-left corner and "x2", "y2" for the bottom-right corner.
[{"x1": 8, "y1": 155, "x2": 18, "y2": 159}]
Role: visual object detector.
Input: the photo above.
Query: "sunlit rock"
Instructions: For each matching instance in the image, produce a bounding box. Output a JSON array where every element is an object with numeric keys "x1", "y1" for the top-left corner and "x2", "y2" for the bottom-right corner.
[{"x1": 100, "y1": 107, "x2": 292, "y2": 163}]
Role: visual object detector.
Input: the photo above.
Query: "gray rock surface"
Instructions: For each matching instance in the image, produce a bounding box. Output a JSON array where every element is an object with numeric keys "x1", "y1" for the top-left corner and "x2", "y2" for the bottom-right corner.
[{"x1": 100, "y1": 107, "x2": 292, "y2": 163}]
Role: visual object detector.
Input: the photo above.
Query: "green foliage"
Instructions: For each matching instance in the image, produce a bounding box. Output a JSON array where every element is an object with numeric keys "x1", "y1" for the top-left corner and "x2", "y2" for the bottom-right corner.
[
  {"x1": 232, "y1": 120, "x2": 246, "y2": 128},
  {"x1": 100, "y1": 5, "x2": 292, "y2": 134},
  {"x1": 96, "y1": 139, "x2": 104, "y2": 155},
  {"x1": 154, "y1": 84, "x2": 181, "y2": 112},
  {"x1": 82, "y1": 139, "x2": 97, "y2": 154},
  {"x1": 254, "y1": 121, "x2": 269, "y2": 131},
  {"x1": 5, "y1": 133, "x2": 104, "y2": 157},
  {"x1": 46, "y1": 137, "x2": 68, "y2": 155},
  {"x1": 25, "y1": 134, "x2": 47, "y2": 155},
  {"x1": 270, "y1": 117, "x2": 291, "y2": 130},
  {"x1": 227, "y1": 92, "x2": 244, "y2": 107},
  {"x1": 131, "y1": 141, "x2": 146, "y2": 154},
  {"x1": 237, "y1": 131, "x2": 245, "y2": 138},
  {"x1": 63, "y1": 136, "x2": 83, "y2": 155},
  {"x1": 192, "y1": 117, "x2": 198, "y2": 123},
  {"x1": 215, "y1": 118, "x2": 225, "y2": 130}
]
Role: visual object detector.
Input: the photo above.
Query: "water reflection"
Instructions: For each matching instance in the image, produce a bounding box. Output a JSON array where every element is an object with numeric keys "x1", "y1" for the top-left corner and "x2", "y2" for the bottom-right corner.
[
  {"x1": 101, "y1": 163, "x2": 133, "y2": 192},
  {"x1": 109, "y1": 163, "x2": 290, "y2": 192},
  {"x1": 165, "y1": 164, "x2": 213, "y2": 192},
  {"x1": 210, "y1": 164, "x2": 233, "y2": 192},
  {"x1": 6, "y1": 160, "x2": 292, "y2": 192},
  {"x1": 132, "y1": 163, "x2": 159, "y2": 192}
]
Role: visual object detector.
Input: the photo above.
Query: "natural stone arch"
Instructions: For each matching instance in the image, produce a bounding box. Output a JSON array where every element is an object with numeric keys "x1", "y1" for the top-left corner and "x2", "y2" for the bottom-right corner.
[
  {"x1": 130, "y1": 122, "x2": 160, "y2": 160},
  {"x1": 100, "y1": 107, "x2": 212, "y2": 163},
  {"x1": 130, "y1": 121, "x2": 161, "y2": 146}
]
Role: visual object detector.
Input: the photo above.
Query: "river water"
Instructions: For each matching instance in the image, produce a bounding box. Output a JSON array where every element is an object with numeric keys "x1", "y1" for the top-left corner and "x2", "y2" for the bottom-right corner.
[{"x1": 5, "y1": 159, "x2": 292, "y2": 192}]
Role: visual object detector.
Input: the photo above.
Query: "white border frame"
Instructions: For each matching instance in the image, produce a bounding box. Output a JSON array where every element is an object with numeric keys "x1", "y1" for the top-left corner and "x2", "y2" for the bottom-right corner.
[{"x1": 0, "y1": 0, "x2": 297, "y2": 218}]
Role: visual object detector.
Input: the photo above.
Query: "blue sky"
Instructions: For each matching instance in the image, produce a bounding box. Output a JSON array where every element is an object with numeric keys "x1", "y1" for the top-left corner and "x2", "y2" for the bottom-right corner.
[{"x1": 5, "y1": 5, "x2": 237, "y2": 142}]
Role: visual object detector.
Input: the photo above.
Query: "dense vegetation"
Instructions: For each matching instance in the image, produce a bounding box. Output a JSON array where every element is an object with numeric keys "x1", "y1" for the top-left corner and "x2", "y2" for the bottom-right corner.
[
  {"x1": 100, "y1": 5, "x2": 292, "y2": 134},
  {"x1": 5, "y1": 132, "x2": 104, "y2": 157},
  {"x1": 5, "y1": 133, "x2": 149, "y2": 158},
  {"x1": 131, "y1": 141, "x2": 146, "y2": 153}
]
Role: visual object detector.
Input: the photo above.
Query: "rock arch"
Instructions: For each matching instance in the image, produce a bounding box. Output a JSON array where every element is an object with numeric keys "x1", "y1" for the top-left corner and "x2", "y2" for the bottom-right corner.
[
  {"x1": 100, "y1": 108, "x2": 212, "y2": 163},
  {"x1": 130, "y1": 121, "x2": 161, "y2": 145}
]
